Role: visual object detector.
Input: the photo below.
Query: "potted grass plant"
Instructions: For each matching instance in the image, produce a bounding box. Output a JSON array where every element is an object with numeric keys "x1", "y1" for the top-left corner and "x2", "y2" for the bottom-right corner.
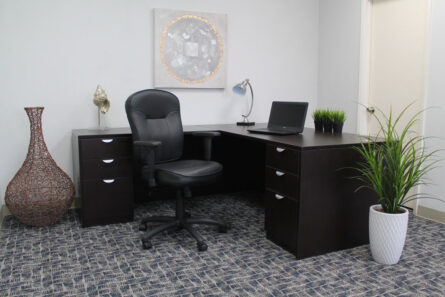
[
  {"x1": 352, "y1": 105, "x2": 439, "y2": 265},
  {"x1": 313, "y1": 109, "x2": 347, "y2": 133},
  {"x1": 332, "y1": 111, "x2": 346, "y2": 134},
  {"x1": 322, "y1": 110, "x2": 333, "y2": 133},
  {"x1": 312, "y1": 109, "x2": 323, "y2": 132}
]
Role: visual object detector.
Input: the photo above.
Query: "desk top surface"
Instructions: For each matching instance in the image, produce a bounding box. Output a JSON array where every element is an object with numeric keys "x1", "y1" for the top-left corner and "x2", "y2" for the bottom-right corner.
[{"x1": 73, "y1": 124, "x2": 369, "y2": 150}]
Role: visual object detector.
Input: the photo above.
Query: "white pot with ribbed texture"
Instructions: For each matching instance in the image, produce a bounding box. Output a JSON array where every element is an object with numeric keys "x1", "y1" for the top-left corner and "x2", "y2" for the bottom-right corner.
[{"x1": 369, "y1": 204, "x2": 409, "y2": 265}]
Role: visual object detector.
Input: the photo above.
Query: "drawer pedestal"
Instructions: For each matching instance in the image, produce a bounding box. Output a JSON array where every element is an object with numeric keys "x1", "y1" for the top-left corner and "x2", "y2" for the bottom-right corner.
[
  {"x1": 265, "y1": 144, "x2": 300, "y2": 255},
  {"x1": 72, "y1": 131, "x2": 134, "y2": 227}
]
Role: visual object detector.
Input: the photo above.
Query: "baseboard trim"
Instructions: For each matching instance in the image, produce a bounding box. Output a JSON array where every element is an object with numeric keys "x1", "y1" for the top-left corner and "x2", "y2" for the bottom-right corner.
[
  {"x1": 1, "y1": 197, "x2": 80, "y2": 228},
  {"x1": 0, "y1": 204, "x2": 11, "y2": 228},
  {"x1": 2, "y1": 204, "x2": 11, "y2": 216},
  {"x1": 417, "y1": 205, "x2": 445, "y2": 225}
]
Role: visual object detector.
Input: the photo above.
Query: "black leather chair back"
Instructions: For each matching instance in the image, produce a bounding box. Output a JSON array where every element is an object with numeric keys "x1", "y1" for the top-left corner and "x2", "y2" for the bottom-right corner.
[{"x1": 125, "y1": 89, "x2": 183, "y2": 164}]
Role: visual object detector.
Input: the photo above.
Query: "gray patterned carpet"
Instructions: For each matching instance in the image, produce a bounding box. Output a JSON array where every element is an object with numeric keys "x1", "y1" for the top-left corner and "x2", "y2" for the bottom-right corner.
[{"x1": 1, "y1": 193, "x2": 445, "y2": 297}]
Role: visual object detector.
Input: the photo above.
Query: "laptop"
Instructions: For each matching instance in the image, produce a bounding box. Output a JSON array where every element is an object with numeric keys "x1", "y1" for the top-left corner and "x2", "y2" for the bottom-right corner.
[{"x1": 248, "y1": 101, "x2": 308, "y2": 135}]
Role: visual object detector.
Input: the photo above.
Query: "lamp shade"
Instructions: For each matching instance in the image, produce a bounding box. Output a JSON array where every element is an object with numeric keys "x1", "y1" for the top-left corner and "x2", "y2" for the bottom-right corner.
[{"x1": 232, "y1": 80, "x2": 248, "y2": 95}]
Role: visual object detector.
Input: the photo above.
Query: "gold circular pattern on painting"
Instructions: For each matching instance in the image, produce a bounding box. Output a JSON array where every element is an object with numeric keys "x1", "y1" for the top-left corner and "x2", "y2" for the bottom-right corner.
[{"x1": 160, "y1": 14, "x2": 224, "y2": 85}]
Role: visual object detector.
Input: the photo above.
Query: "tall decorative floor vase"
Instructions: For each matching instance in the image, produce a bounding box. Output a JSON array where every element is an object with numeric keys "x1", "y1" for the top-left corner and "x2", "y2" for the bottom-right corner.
[{"x1": 5, "y1": 107, "x2": 74, "y2": 227}]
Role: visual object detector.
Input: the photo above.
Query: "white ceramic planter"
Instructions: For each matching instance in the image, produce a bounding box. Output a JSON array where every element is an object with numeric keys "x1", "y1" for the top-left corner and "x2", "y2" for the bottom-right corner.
[{"x1": 369, "y1": 204, "x2": 409, "y2": 265}]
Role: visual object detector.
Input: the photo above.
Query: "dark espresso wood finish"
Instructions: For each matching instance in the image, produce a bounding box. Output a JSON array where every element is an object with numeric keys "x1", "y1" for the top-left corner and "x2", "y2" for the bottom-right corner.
[
  {"x1": 265, "y1": 167, "x2": 299, "y2": 200},
  {"x1": 187, "y1": 123, "x2": 370, "y2": 150},
  {"x1": 79, "y1": 137, "x2": 132, "y2": 160},
  {"x1": 81, "y1": 177, "x2": 133, "y2": 227},
  {"x1": 297, "y1": 146, "x2": 376, "y2": 257},
  {"x1": 181, "y1": 124, "x2": 377, "y2": 259},
  {"x1": 72, "y1": 124, "x2": 377, "y2": 258},
  {"x1": 266, "y1": 145, "x2": 300, "y2": 173},
  {"x1": 72, "y1": 130, "x2": 134, "y2": 227},
  {"x1": 265, "y1": 190, "x2": 298, "y2": 252},
  {"x1": 80, "y1": 157, "x2": 132, "y2": 180}
]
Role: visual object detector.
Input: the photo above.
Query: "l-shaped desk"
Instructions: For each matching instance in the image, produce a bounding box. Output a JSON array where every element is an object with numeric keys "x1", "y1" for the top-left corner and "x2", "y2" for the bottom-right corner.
[{"x1": 72, "y1": 124, "x2": 376, "y2": 259}]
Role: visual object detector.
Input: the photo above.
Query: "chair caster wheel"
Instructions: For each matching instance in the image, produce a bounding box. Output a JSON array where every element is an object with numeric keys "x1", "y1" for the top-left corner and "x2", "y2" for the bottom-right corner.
[
  {"x1": 139, "y1": 223, "x2": 147, "y2": 231},
  {"x1": 197, "y1": 242, "x2": 208, "y2": 252},
  {"x1": 142, "y1": 240, "x2": 152, "y2": 250},
  {"x1": 218, "y1": 225, "x2": 228, "y2": 233}
]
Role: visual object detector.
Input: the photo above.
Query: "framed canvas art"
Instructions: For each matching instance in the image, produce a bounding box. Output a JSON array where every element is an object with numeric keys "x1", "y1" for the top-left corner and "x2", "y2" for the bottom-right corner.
[{"x1": 154, "y1": 9, "x2": 227, "y2": 88}]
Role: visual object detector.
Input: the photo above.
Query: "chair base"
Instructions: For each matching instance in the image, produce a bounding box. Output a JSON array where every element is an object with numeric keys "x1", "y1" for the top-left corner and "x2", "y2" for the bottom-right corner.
[{"x1": 139, "y1": 189, "x2": 228, "y2": 251}]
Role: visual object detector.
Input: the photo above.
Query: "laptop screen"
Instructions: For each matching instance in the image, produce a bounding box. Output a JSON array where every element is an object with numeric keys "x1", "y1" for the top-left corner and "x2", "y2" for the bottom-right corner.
[{"x1": 268, "y1": 101, "x2": 308, "y2": 131}]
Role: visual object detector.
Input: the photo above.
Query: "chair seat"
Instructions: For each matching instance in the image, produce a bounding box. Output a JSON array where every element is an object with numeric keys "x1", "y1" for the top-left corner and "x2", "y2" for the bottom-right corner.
[{"x1": 143, "y1": 160, "x2": 223, "y2": 188}]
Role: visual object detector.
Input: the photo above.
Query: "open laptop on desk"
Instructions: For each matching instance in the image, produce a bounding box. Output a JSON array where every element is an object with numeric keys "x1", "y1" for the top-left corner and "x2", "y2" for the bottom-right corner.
[{"x1": 248, "y1": 101, "x2": 308, "y2": 135}]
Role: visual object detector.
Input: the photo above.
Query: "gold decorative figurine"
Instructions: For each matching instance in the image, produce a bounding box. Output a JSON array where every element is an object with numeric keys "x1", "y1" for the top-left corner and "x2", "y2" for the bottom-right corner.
[{"x1": 93, "y1": 85, "x2": 110, "y2": 129}]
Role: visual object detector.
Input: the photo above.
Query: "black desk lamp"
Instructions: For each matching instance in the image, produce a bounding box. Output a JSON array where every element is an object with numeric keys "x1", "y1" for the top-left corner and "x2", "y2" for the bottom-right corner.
[{"x1": 233, "y1": 79, "x2": 255, "y2": 126}]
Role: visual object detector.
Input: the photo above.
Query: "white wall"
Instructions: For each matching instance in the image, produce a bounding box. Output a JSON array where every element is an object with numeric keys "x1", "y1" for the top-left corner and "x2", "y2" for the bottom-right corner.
[
  {"x1": 318, "y1": 0, "x2": 361, "y2": 133},
  {"x1": 420, "y1": 0, "x2": 445, "y2": 213},
  {"x1": 0, "y1": 0, "x2": 320, "y2": 205}
]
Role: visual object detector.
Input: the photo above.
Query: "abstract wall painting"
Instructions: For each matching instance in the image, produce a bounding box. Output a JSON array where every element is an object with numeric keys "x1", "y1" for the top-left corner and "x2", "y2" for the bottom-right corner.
[{"x1": 154, "y1": 9, "x2": 227, "y2": 88}]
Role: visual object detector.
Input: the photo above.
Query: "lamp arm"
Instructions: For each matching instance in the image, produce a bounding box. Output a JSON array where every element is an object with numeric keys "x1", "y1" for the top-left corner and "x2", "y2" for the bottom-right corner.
[{"x1": 242, "y1": 81, "x2": 254, "y2": 118}]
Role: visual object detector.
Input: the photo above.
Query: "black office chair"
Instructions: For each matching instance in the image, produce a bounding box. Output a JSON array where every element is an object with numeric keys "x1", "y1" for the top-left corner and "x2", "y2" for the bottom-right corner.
[{"x1": 125, "y1": 89, "x2": 228, "y2": 251}]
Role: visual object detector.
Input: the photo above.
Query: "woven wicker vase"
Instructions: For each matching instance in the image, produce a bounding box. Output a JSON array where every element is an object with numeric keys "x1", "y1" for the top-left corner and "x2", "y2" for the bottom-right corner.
[{"x1": 5, "y1": 107, "x2": 74, "y2": 227}]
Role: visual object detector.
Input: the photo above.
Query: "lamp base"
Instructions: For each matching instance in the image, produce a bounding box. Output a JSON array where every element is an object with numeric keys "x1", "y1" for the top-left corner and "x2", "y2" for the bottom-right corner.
[{"x1": 236, "y1": 121, "x2": 255, "y2": 126}]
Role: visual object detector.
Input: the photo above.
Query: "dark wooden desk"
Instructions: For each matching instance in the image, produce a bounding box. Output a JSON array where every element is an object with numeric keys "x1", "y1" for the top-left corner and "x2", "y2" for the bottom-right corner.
[{"x1": 72, "y1": 124, "x2": 376, "y2": 259}]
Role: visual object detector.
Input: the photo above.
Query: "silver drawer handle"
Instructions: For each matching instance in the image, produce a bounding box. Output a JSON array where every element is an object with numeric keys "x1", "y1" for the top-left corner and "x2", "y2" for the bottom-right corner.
[
  {"x1": 275, "y1": 171, "x2": 285, "y2": 177},
  {"x1": 275, "y1": 194, "x2": 284, "y2": 200},
  {"x1": 276, "y1": 147, "x2": 285, "y2": 153},
  {"x1": 102, "y1": 159, "x2": 114, "y2": 164},
  {"x1": 103, "y1": 179, "x2": 115, "y2": 184},
  {"x1": 101, "y1": 139, "x2": 114, "y2": 143}
]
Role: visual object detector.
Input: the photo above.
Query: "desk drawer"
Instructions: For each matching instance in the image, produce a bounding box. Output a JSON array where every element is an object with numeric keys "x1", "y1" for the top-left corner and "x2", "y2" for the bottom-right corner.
[
  {"x1": 265, "y1": 190, "x2": 298, "y2": 253},
  {"x1": 80, "y1": 157, "x2": 132, "y2": 180},
  {"x1": 81, "y1": 177, "x2": 133, "y2": 227},
  {"x1": 266, "y1": 145, "x2": 300, "y2": 173},
  {"x1": 265, "y1": 167, "x2": 299, "y2": 199},
  {"x1": 79, "y1": 137, "x2": 132, "y2": 160}
]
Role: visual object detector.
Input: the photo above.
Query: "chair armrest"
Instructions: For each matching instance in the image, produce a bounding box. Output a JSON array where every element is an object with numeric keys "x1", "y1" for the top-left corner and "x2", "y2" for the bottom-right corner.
[
  {"x1": 191, "y1": 131, "x2": 221, "y2": 160},
  {"x1": 134, "y1": 140, "x2": 162, "y2": 148},
  {"x1": 134, "y1": 140, "x2": 162, "y2": 187}
]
